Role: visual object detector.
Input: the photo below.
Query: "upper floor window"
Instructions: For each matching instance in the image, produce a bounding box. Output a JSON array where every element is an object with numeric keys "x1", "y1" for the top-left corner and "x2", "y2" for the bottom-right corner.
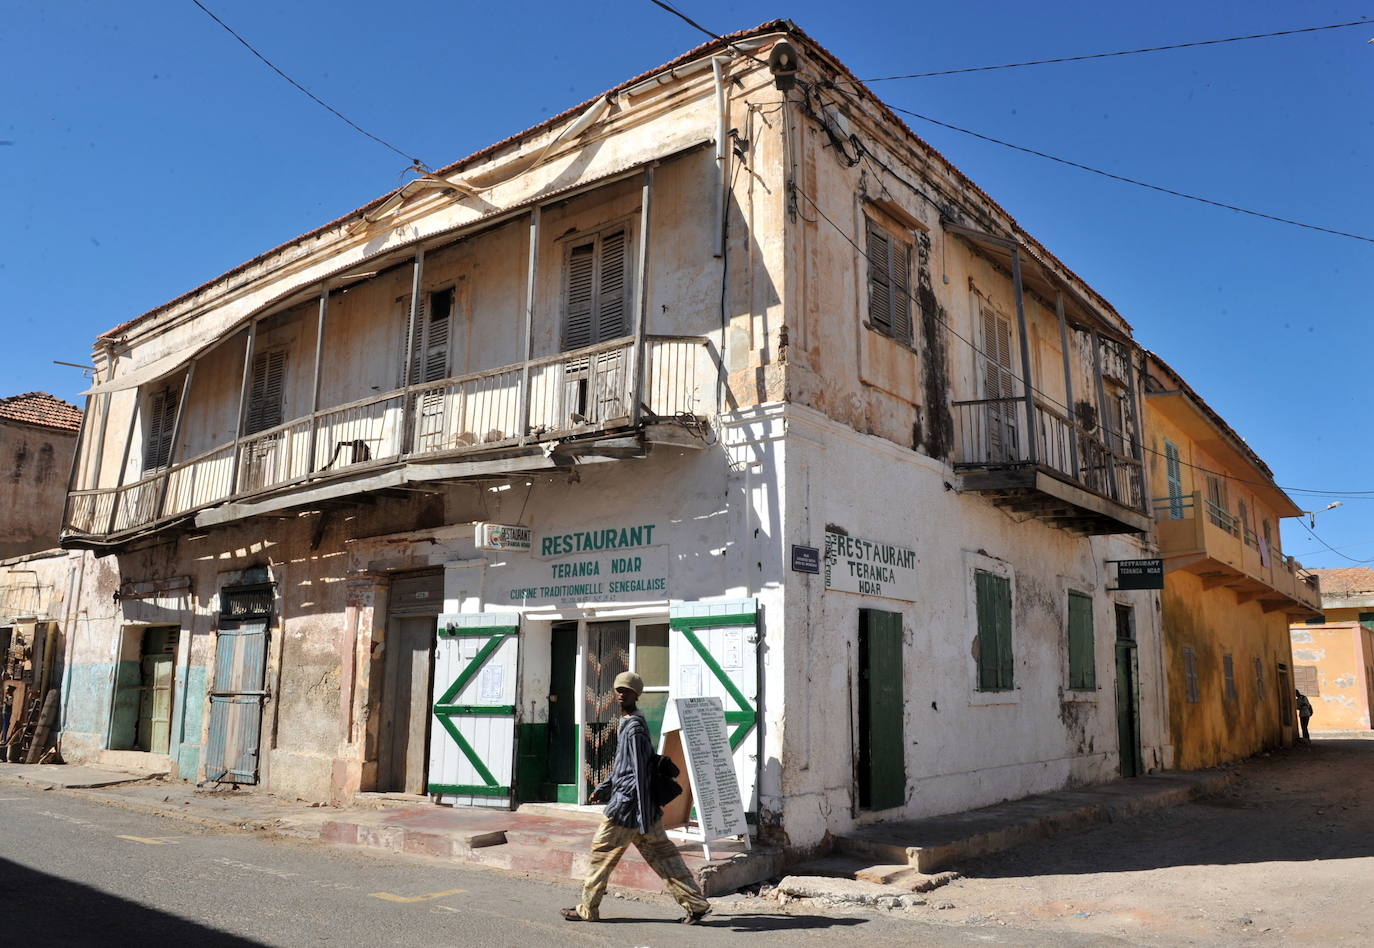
[
  {"x1": 864, "y1": 215, "x2": 913, "y2": 344},
  {"x1": 142, "y1": 384, "x2": 179, "y2": 472},
  {"x1": 405, "y1": 287, "x2": 454, "y2": 388},
  {"x1": 245, "y1": 348, "x2": 287, "y2": 435},
  {"x1": 562, "y1": 224, "x2": 630, "y2": 351},
  {"x1": 1164, "y1": 440, "x2": 1184, "y2": 520}
]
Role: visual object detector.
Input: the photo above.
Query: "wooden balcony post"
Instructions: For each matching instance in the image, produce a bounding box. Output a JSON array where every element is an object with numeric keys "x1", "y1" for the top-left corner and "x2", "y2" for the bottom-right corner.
[
  {"x1": 630, "y1": 164, "x2": 655, "y2": 427},
  {"x1": 155, "y1": 362, "x2": 196, "y2": 520},
  {"x1": 1123, "y1": 344, "x2": 1146, "y2": 510},
  {"x1": 106, "y1": 395, "x2": 139, "y2": 535},
  {"x1": 400, "y1": 249, "x2": 425, "y2": 454},
  {"x1": 228, "y1": 320, "x2": 258, "y2": 496},
  {"x1": 307, "y1": 286, "x2": 328, "y2": 474},
  {"x1": 1089, "y1": 331, "x2": 1115, "y2": 501},
  {"x1": 517, "y1": 207, "x2": 540, "y2": 444},
  {"x1": 1009, "y1": 246, "x2": 1036, "y2": 465},
  {"x1": 62, "y1": 393, "x2": 94, "y2": 532},
  {"x1": 1055, "y1": 290, "x2": 1079, "y2": 481}
]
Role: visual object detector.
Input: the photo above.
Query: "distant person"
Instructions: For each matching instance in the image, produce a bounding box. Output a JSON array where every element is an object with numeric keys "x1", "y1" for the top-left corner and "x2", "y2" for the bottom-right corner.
[
  {"x1": 561, "y1": 671, "x2": 710, "y2": 925},
  {"x1": 1296, "y1": 689, "x2": 1314, "y2": 743}
]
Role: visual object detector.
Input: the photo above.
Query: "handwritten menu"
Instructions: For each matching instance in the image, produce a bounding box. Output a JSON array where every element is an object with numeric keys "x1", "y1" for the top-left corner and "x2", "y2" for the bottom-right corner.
[{"x1": 674, "y1": 696, "x2": 747, "y2": 841}]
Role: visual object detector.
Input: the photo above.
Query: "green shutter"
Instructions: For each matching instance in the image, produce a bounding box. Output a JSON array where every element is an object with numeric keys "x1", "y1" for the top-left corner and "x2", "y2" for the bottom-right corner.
[
  {"x1": 976, "y1": 570, "x2": 1013, "y2": 691},
  {"x1": 861, "y1": 609, "x2": 906, "y2": 810},
  {"x1": 1067, "y1": 592, "x2": 1096, "y2": 690}
]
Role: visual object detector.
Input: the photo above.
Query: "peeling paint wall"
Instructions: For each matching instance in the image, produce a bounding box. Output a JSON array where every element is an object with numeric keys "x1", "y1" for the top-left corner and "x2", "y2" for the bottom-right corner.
[{"x1": 0, "y1": 421, "x2": 77, "y2": 558}]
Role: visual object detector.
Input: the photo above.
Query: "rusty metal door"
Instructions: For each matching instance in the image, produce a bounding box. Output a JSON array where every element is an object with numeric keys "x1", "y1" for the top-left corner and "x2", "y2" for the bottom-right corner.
[
  {"x1": 583, "y1": 621, "x2": 630, "y2": 795},
  {"x1": 204, "y1": 620, "x2": 269, "y2": 783}
]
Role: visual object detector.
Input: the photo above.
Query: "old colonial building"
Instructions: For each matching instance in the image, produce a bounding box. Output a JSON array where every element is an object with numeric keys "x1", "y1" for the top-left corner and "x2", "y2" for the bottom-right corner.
[
  {"x1": 1290, "y1": 568, "x2": 1374, "y2": 733},
  {"x1": 0, "y1": 392, "x2": 81, "y2": 558},
  {"x1": 1143, "y1": 354, "x2": 1320, "y2": 767},
  {"x1": 56, "y1": 22, "x2": 1180, "y2": 852}
]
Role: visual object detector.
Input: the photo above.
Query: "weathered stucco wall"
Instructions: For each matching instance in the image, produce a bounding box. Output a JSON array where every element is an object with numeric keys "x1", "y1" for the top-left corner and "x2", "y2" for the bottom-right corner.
[
  {"x1": 1290, "y1": 618, "x2": 1374, "y2": 731},
  {"x1": 1163, "y1": 570, "x2": 1293, "y2": 769},
  {"x1": 0, "y1": 421, "x2": 77, "y2": 557}
]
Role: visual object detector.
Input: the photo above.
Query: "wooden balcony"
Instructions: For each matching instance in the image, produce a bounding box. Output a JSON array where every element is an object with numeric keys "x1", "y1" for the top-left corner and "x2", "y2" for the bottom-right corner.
[
  {"x1": 951, "y1": 396, "x2": 1151, "y2": 536},
  {"x1": 1154, "y1": 492, "x2": 1321, "y2": 615},
  {"x1": 63, "y1": 334, "x2": 714, "y2": 544}
]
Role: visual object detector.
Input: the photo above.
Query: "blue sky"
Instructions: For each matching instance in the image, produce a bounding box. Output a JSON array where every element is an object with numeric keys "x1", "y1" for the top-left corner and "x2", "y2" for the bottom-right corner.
[{"x1": 3, "y1": 1, "x2": 1371, "y2": 565}]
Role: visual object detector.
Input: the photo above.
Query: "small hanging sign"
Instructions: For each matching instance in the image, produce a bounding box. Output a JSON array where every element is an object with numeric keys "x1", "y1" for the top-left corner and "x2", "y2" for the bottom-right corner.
[
  {"x1": 1109, "y1": 558, "x2": 1164, "y2": 590},
  {"x1": 475, "y1": 522, "x2": 532, "y2": 552}
]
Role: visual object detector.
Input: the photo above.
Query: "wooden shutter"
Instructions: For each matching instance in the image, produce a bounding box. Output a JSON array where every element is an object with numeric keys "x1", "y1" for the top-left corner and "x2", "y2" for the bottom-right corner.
[
  {"x1": 402, "y1": 294, "x2": 428, "y2": 387},
  {"x1": 890, "y1": 236, "x2": 912, "y2": 342},
  {"x1": 1164, "y1": 441, "x2": 1184, "y2": 519},
  {"x1": 981, "y1": 306, "x2": 1015, "y2": 399},
  {"x1": 1067, "y1": 592, "x2": 1095, "y2": 690},
  {"x1": 866, "y1": 220, "x2": 892, "y2": 334},
  {"x1": 245, "y1": 349, "x2": 286, "y2": 435},
  {"x1": 1293, "y1": 664, "x2": 1320, "y2": 696},
  {"x1": 1183, "y1": 646, "x2": 1200, "y2": 702},
  {"x1": 422, "y1": 289, "x2": 452, "y2": 384},
  {"x1": 596, "y1": 229, "x2": 628, "y2": 342},
  {"x1": 859, "y1": 609, "x2": 906, "y2": 810},
  {"x1": 143, "y1": 385, "x2": 178, "y2": 471},
  {"x1": 975, "y1": 570, "x2": 1013, "y2": 691},
  {"x1": 563, "y1": 241, "x2": 595, "y2": 350}
]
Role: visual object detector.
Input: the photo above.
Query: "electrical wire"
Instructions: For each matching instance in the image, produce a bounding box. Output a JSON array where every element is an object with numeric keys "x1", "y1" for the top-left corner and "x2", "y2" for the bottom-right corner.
[
  {"x1": 884, "y1": 105, "x2": 1374, "y2": 245},
  {"x1": 857, "y1": 19, "x2": 1373, "y2": 81},
  {"x1": 188, "y1": 0, "x2": 428, "y2": 169},
  {"x1": 644, "y1": 0, "x2": 769, "y2": 66},
  {"x1": 1299, "y1": 520, "x2": 1374, "y2": 565}
]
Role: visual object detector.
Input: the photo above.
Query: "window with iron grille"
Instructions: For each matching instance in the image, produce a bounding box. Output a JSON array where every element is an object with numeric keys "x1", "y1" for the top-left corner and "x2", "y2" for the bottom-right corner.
[
  {"x1": 1182, "y1": 646, "x2": 1200, "y2": 703},
  {"x1": 562, "y1": 224, "x2": 630, "y2": 351},
  {"x1": 864, "y1": 214, "x2": 913, "y2": 344},
  {"x1": 1223, "y1": 653, "x2": 1238, "y2": 701},
  {"x1": 220, "y1": 583, "x2": 274, "y2": 619},
  {"x1": 142, "y1": 384, "x2": 179, "y2": 472}
]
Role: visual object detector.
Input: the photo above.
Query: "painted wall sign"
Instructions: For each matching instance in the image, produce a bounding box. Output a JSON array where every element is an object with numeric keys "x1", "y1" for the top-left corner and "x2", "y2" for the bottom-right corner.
[
  {"x1": 791, "y1": 544, "x2": 820, "y2": 574},
  {"x1": 475, "y1": 522, "x2": 531, "y2": 552},
  {"x1": 824, "y1": 530, "x2": 917, "y2": 601},
  {"x1": 501, "y1": 544, "x2": 669, "y2": 607},
  {"x1": 536, "y1": 523, "x2": 657, "y2": 557},
  {"x1": 1112, "y1": 558, "x2": 1164, "y2": 590},
  {"x1": 673, "y1": 696, "x2": 748, "y2": 841}
]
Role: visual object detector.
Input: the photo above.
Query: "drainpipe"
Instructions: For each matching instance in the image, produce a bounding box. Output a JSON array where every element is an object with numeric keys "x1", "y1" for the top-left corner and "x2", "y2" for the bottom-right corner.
[
  {"x1": 228, "y1": 320, "x2": 258, "y2": 496},
  {"x1": 306, "y1": 286, "x2": 329, "y2": 474},
  {"x1": 517, "y1": 207, "x2": 540, "y2": 444},
  {"x1": 712, "y1": 56, "x2": 732, "y2": 259},
  {"x1": 630, "y1": 166, "x2": 655, "y2": 427}
]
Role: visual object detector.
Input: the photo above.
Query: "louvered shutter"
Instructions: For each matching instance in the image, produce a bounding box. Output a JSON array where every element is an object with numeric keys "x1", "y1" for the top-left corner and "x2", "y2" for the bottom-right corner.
[
  {"x1": 866, "y1": 221, "x2": 892, "y2": 333},
  {"x1": 596, "y1": 229, "x2": 628, "y2": 342},
  {"x1": 403, "y1": 295, "x2": 428, "y2": 388},
  {"x1": 143, "y1": 386, "x2": 178, "y2": 471},
  {"x1": 890, "y1": 238, "x2": 912, "y2": 342},
  {"x1": 563, "y1": 242, "x2": 596, "y2": 350},
  {"x1": 423, "y1": 289, "x2": 452, "y2": 384},
  {"x1": 246, "y1": 350, "x2": 286, "y2": 435},
  {"x1": 976, "y1": 570, "x2": 1013, "y2": 691},
  {"x1": 1067, "y1": 592, "x2": 1095, "y2": 690},
  {"x1": 1164, "y1": 441, "x2": 1184, "y2": 519}
]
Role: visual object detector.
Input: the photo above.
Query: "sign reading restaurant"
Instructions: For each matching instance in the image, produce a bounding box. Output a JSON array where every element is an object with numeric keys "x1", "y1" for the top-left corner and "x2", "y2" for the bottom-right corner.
[
  {"x1": 500, "y1": 522, "x2": 668, "y2": 606},
  {"x1": 824, "y1": 530, "x2": 918, "y2": 602}
]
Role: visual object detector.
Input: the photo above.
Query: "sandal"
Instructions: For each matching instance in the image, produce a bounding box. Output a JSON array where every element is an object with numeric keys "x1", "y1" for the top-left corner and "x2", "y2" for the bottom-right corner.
[
  {"x1": 681, "y1": 910, "x2": 709, "y2": 925},
  {"x1": 560, "y1": 908, "x2": 590, "y2": 922}
]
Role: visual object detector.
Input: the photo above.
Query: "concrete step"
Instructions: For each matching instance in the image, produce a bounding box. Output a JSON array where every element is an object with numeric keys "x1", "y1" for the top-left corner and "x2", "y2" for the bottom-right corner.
[
  {"x1": 94, "y1": 750, "x2": 170, "y2": 777},
  {"x1": 514, "y1": 802, "x2": 605, "y2": 824}
]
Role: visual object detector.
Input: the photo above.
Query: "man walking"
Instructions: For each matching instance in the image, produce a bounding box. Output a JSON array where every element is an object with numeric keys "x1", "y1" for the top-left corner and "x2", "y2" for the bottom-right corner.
[
  {"x1": 561, "y1": 671, "x2": 710, "y2": 925},
  {"x1": 1296, "y1": 689, "x2": 1314, "y2": 743}
]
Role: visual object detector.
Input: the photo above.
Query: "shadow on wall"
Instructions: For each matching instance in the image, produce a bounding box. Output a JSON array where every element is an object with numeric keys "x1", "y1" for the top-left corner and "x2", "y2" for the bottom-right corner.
[
  {"x1": 0, "y1": 858, "x2": 264, "y2": 946},
  {"x1": 957, "y1": 740, "x2": 1374, "y2": 879}
]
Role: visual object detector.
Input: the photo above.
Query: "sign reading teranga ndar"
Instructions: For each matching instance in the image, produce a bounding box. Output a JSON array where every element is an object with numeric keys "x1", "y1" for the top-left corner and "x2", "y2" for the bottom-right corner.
[{"x1": 824, "y1": 530, "x2": 918, "y2": 601}]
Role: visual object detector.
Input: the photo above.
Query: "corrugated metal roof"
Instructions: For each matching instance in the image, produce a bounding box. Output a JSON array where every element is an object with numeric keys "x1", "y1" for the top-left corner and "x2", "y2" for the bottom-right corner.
[{"x1": 0, "y1": 392, "x2": 82, "y2": 432}]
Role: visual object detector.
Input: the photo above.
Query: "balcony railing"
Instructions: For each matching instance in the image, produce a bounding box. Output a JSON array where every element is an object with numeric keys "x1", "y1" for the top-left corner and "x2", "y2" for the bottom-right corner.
[
  {"x1": 951, "y1": 395, "x2": 1146, "y2": 512},
  {"x1": 1151, "y1": 492, "x2": 1320, "y2": 610},
  {"x1": 64, "y1": 334, "x2": 712, "y2": 540}
]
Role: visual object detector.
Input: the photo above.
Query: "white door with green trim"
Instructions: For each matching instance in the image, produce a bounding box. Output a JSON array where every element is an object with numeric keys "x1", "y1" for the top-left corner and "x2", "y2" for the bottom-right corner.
[
  {"x1": 667, "y1": 599, "x2": 760, "y2": 812},
  {"x1": 428, "y1": 612, "x2": 520, "y2": 808}
]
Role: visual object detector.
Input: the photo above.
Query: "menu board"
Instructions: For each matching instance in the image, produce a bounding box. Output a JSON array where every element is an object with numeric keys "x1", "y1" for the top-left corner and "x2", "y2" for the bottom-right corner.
[{"x1": 674, "y1": 696, "x2": 748, "y2": 841}]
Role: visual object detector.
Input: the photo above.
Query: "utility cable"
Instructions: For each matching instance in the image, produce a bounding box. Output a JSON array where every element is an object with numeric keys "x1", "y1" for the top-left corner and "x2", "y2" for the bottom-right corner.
[
  {"x1": 1299, "y1": 520, "x2": 1374, "y2": 564},
  {"x1": 789, "y1": 177, "x2": 1374, "y2": 505},
  {"x1": 885, "y1": 105, "x2": 1374, "y2": 245},
  {"x1": 858, "y1": 19, "x2": 1373, "y2": 81},
  {"x1": 644, "y1": 0, "x2": 769, "y2": 66},
  {"x1": 189, "y1": 0, "x2": 428, "y2": 169}
]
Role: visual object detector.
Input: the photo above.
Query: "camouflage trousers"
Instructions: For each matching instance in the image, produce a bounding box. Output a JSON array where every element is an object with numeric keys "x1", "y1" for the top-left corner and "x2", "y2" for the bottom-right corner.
[{"x1": 575, "y1": 818, "x2": 710, "y2": 920}]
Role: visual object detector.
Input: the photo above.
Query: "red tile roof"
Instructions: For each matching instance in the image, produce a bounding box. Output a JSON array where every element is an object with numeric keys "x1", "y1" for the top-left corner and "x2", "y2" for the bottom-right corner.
[
  {"x1": 0, "y1": 392, "x2": 83, "y2": 432},
  {"x1": 1309, "y1": 567, "x2": 1374, "y2": 597}
]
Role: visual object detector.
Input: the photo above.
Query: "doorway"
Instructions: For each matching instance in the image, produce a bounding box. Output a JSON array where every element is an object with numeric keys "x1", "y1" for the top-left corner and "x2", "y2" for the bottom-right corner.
[
  {"x1": 1113, "y1": 603, "x2": 1143, "y2": 777},
  {"x1": 857, "y1": 609, "x2": 906, "y2": 810},
  {"x1": 110, "y1": 625, "x2": 178, "y2": 755},
  {"x1": 376, "y1": 570, "x2": 442, "y2": 794},
  {"x1": 583, "y1": 621, "x2": 631, "y2": 796},
  {"x1": 1276, "y1": 662, "x2": 1294, "y2": 744}
]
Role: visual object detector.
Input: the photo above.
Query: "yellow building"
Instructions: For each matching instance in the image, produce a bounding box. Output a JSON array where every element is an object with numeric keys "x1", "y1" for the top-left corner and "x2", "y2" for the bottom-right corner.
[
  {"x1": 1290, "y1": 568, "x2": 1374, "y2": 732},
  {"x1": 1144, "y1": 354, "x2": 1321, "y2": 768}
]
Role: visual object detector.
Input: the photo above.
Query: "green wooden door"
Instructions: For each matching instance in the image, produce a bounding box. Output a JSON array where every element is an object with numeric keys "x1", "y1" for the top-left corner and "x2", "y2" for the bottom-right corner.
[
  {"x1": 859, "y1": 609, "x2": 906, "y2": 810},
  {"x1": 1115, "y1": 641, "x2": 1143, "y2": 777}
]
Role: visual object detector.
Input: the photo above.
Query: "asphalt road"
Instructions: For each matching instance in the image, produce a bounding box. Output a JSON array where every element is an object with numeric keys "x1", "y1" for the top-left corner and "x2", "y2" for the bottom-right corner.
[{"x1": 0, "y1": 784, "x2": 1100, "y2": 947}]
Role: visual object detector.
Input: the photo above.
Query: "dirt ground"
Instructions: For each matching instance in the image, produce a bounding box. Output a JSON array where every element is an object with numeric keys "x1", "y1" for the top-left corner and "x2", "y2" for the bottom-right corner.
[{"x1": 918, "y1": 736, "x2": 1374, "y2": 945}]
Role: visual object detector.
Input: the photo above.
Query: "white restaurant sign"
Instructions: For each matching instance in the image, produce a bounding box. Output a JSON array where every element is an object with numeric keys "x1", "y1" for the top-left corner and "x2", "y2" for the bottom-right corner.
[{"x1": 824, "y1": 530, "x2": 917, "y2": 601}]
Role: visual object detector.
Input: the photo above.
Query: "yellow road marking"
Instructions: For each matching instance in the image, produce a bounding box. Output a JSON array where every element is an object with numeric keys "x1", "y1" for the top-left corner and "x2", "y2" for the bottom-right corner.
[
  {"x1": 116, "y1": 835, "x2": 180, "y2": 845},
  {"x1": 368, "y1": 888, "x2": 465, "y2": 904}
]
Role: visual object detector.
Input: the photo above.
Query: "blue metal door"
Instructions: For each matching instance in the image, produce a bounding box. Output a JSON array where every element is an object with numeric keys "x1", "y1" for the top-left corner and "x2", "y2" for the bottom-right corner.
[{"x1": 204, "y1": 620, "x2": 269, "y2": 783}]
